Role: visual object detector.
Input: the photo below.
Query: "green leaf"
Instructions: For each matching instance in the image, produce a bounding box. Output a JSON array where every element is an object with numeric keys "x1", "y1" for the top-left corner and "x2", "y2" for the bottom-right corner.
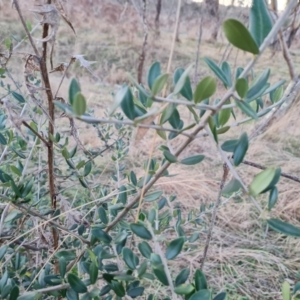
[
  {"x1": 165, "y1": 237, "x2": 184, "y2": 260},
  {"x1": 130, "y1": 223, "x2": 152, "y2": 240},
  {"x1": 5, "y1": 38, "x2": 11, "y2": 50},
  {"x1": 204, "y1": 57, "x2": 229, "y2": 87},
  {"x1": 175, "y1": 268, "x2": 190, "y2": 287},
  {"x1": 181, "y1": 155, "x2": 205, "y2": 165},
  {"x1": 213, "y1": 292, "x2": 227, "y2": 300},
  {"x1": 11, "y1": 91, "x2": 25, "y2": 103},
  {"x1": 10, "y1": 165, "x2": 22, "y2": 177},
  {"x1": 268, "y1": 219, "x2": 300, "y2": 237},
  {"x1": 26, "y1": 20, "x2": 32, "y2": 31},
  {"x1": 160, "y1": 104, "x2": 176, "y2": 125},
  {"x1": 148, "y1": 62, "x2": 161, "y2": 89},
  {"x1": 79, "y1": 177, "x2": 89, "y2": 188},
  {"x1": 98, "y1": 207, "x2": 108, "y2": 224},
  {"x1": 91, "y1": 227, "x2": 112, "y2": 243},
  {"x1": 268, "y1": 187, "x2": 278, "y2": 211},
  {"x1": 152, "y1": 268, "x2": 169, "y2": 286},
  {"x1": 221, "y1": 61, "x2": 232, "y2": 87},
  {"x1": 122, "y1": 247, "x2": 139, "y2": 270},
  {"x1": 261, "y1": 168, "x2": 281, "y2": 193},
  {"x1": 151, "y1": 73, "x2": 169, "y2": 96},
  {"x1": 84, "y1": 161, "x2": 92, "y2": 177},
  {"x1": 208, "y1": 116, "x2": 218, "y2": 143},
  {"x1": 89, "y1": 261, "x2": 99, "y2": 284},
  {"x1": 223, "y1": 19, "x2": 259, "y2": 55},
  {"x1": 235, "y1": 99, "x2": 258, "y2": 120},
  {"x1": 0, "y1": 132, "x2": 7, "y2": 145},
  {"x1": 282, "y1": 281, "x2": 290, "y2": 300},
  {"x1": 222, "y1": 178, "x2": 242, "y2": 195},
  {"x1": 0, "y1": 245, "x2": 8, "y2": 261},
  {"x1": 235, "y1": 78, "x2": 249, "y2": 99},
  {"x1": 221, "y1": 139, "x2": 238, "y2": 152},
  {"x1": 163, "y1": 150, "x2": 177, "y2": 163},
  {"x1": 109, "y1": 85, "x2": 129, "y2": 116},
  {"x1": 111, "y1": 281, "x2": 125, "y2": 297},
  {"x1": 127, "y1": 287, "x2": 145, "y2": 298},
  {"x1": 194, "y1": 269, "x2": 207, "y2": 290},
  {"x1": 120, "y1": 86, "x2": 136, "y2": 120},
  {"x1": 246, "y1": 69, "x2": 270, "y2": 102},
  {"x1": 9, "y1": 286, "x2": 19, "y2": 300},
  {"x1": 218, "y1": 100, "x2": 231, "y2": 126},
  {"x1": 59, "y1": 257, "x2": 66, "y2": 278},
  {"x1": 72, "y1": 92, "x2": 87, "y2": 116},
  {"x1": 233, "y1": 132, "x2": 248, "y2": 166},
  {"x1": 10, "y1": 180, "x2": 22, "y2": 197},
  {"x1": 194, "y1": 76, "x2": 217, "y2": 104},
  {"x1": 249, "y1": 168, "x2": 277, "y2": 196},
  {"x1": 69, "y1": 78, "x2": 81, "y2": 105},
  {"x1": 144, "y1": 190, "x2": 163, "y2": 202},
  {"x1": 67, "y1": 274, "x2": 87, "y2": 293},
  {"x1": 138, "y1": 241, "x2": 153, "y2": 258},
  {"x1": 137, "y1": 260, "x2": 148, "y2": 277},
  {"x1": 190, "y1": 290, "x2": 211, "y2": 300},
  {"x1": 174, "y1": 284, "x2": 195, "y2": 295},
  {"x1": 271, "y1": 86, "x2": 283, "y2": 103},
  {"x1": 249, "y1": 0, "x2": 273, "y2": 47},
  {"x1": 173, "y1": 65, "x2": 194, "y2": 100},
  {"x1": 17, "y1": 292, "x2": 41, "y2": 300},
  {"x1": 66, "y1": 289, "x2": 79, "y2": 300}
]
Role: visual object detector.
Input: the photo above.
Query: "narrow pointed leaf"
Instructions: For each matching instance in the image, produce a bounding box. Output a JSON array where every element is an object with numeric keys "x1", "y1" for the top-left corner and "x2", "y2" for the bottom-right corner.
[
  {"x1": 67, "y1": 274, "x2": 87, "y2": 293},
  {"x1": 235, "y1": 99, "x2": 258, "y2": 120},
  {"x1": 213, "y1": 292, "x2": 227, "y2": 300},
  {"x1": 165, "y1": 237, "x2": 184, "y2": 260},
  {"x1": 223, "y1": 19, "x2": 259, "y2": 54},
  {"x1": 89, "y1": 261, "x2": 99, "y2": 284},
  {"x1": 233, "y1": 132, "x2": 248, "y2": 166},
  {"x1": 12, "y1": 91, "x2": 25, "y2": 103},
  {"x1": 181, "y1": 155, "x2": 205, "y2": 165},
  {"x1": 235, "y1": 78, "x2": 248, "y2": 99},
  {"x1": 120, "y1": 86, "x2": 136, "y2": 120},
  {"x1": 148, "y1": 62, "x2": 161, "y2": 89},
  {"x1": 175, "y1": 268, "x2": 190, "y2": 287},
  {"x1": 268, "y1": 219, "x2": 300, "y2": 237},
  {"x1": 174, "y1": 284, "x2": 195, "y2": 295},
  {"x1": 173, "y1": 65, "x2": 194, "y2": 100},
  {"x1": 151, "y1": 74, "x2": 169, "y2": 96},
  {"x1": 249, "y1": 0, "x2": 273, "y2": 47},
  {"x1": 69, "y1": 78, "x2": 81, "y2": 105},
  {"x1": 194, "y1": 76, "x2": 217, "y2": 103},
  {"x1": 221, "y1": 139, "x2": 238, "y2": 152},
  {"x1": 221, "y1": 61, "x2": 232, "y2": 87},
  {"x1": 204, "y1": 57, "x2": 229, "y2": 86},
  {"x1": 218, "y1": 100, "x2": 231, "y2": 126},
  {"x1": 246, "y1": 69, "x2": 270, "y2": 102},
  {"x1": 0, "y1": 132, "x2": 7, "y2": 145},
  {"x1": 138, "y1": 241, "x2": 153, "y2": 258},
  {"x1": 130, "y1": 223, "x2": 152, "y2": 240},
  {"x1": 268, "y1": 187, "x2": 278, "y2": 211},
  {"x1": 91, "y1": 227, "x2": 112, "y2": 243},
  {"x1": 152, "y1": 268, "x2": 169, "y2": 286},
  {"x1": 72, "y1": 92, "x2": 87, "y2": 116},
  {"x1": 163, "y1": 150, "x2": 177, "y2": 163},
  {"x1": 122, "y1": 247, "x2": 139, "y2": 270},
  {"x1": 249, "y1": 168, "x2": 276, "y2": 196},
  {"x1": 194, "y1": 270, "x2": 207, "y2": 290}
]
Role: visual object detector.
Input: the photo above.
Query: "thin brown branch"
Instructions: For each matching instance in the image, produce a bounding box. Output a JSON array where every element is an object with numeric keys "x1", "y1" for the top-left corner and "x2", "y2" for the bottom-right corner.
[
  {"x1": 243, "y1": 160, "x2": 300, "y2": 184},
  {"x1": 22, "y1": 121, "x2": 49, "y2": 146},
  {"x1": 137, "y1": 0, "x2": 148, "y2": 83},
  {"x1": 12, "y1": 0, "x2": 40, "y2": 57},
  {"x1": 201, "y1": 163, "x2": 229, "y2": 270}
]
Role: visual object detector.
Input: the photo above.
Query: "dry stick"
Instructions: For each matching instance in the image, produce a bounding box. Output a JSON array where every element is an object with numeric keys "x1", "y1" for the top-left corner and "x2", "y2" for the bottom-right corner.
[
  {"x1": 242, "y1": 160, "x2": 300, "y2": 184},
  {"x1": 105, "y1": 0, "x2": 298, "y2": 232},
  {"x1": 201, "y1": 163, "x2": 229, "y2": 270},
  {"x1": 194, "y1": 16, "x2": 203, "y2": 84},
  {"x1": 12, "y1": 1, "x2": 40, "y2": 57},
  {"x1": 22, "y1": 120, "x2": 49, "y2": 146},
  {"x1": 137, "y1": 0, "x2": 148, "y2": 83}
]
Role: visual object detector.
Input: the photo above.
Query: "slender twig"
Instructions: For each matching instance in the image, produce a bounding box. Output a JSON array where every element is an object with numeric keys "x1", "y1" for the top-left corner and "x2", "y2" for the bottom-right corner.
[
  {"x1": 77, "y1": 115, "x2": 195, "y2": 138},
  {"x1": 201, "y1": 163, "x2": 229, "y2": 270},
  {"x1": 148, "y1": 224, "x2": 177, "y2": 300},
  {"x1": 0, "y1": 204, "x2": 10, "y2": 237},
  {"x1": 104, "y1": 1, "x2": 296, "y2": 232},
  {"x1": 243, "y1": 160, "x2": 300, "y2": 184},
  {"x1": 12, "y1": 0, "x2": 40, "y2": 57},
  {"x1": 22, "y1": 120, "x2": 49, "y2": 146}
]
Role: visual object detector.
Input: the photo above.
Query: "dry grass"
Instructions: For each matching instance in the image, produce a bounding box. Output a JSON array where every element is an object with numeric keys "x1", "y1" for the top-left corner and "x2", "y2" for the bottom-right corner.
[{"x1": 1, "y1": 0, "x2": 300, "y2": 299}]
